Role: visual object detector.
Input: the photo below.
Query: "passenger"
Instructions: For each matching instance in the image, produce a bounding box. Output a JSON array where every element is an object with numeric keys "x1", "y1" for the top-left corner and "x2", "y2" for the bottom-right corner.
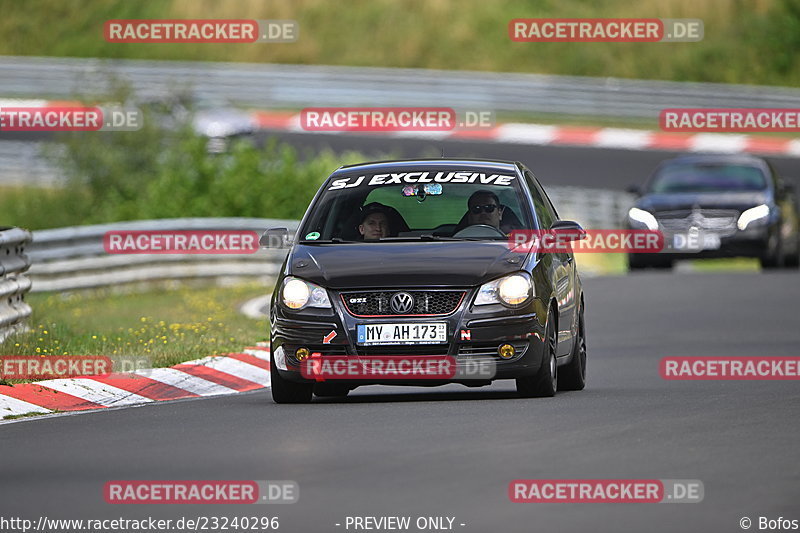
[{"x1": 358, "y1": 203, "x2": 391, "y2": 240}]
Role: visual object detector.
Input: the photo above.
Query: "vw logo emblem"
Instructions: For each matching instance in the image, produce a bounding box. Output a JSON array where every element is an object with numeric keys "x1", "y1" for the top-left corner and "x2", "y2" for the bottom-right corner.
[
  {"x1": 390, "y1": 292, "x2": 414, "y2": 314},
  {"x1": 689, "y1": 205, "x2": 705, "y2": 226}
]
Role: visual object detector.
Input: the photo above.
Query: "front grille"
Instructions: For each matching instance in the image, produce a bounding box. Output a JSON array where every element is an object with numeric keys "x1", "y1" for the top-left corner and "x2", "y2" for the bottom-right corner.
[
  {"x1": 655, "y1": 209, "x2": 739, "y2": 237},
  {"x1": 355, "y1": 344, "x2": 450, "y2": 356},
  {"x1": 341, "y1": 290, "x2": 465, "y2": 317}
]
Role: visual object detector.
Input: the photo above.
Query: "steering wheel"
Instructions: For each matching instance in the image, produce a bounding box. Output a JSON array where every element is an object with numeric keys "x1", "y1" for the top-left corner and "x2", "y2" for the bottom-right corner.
[{"x1": 452, "y1": 224, "x2": 507, "y2": 238}]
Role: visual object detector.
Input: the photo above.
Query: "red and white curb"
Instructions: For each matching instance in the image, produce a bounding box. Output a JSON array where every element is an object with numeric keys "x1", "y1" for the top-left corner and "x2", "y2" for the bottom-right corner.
[
  {"x1": 5, "y1": 99, "x2": 798, "y2": 157},
  {"x1": 249, "y1": 110, "x2": 800, "y2": 157},
  {"x1": 0, "y1": 343, "x2": 270, "y2": 419}
]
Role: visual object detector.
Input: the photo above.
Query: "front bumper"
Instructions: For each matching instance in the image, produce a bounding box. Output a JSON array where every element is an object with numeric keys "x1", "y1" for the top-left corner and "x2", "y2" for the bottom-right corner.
[
  {"x1": 633, "y1": 224, "x2": 773, "y2": 260},
  {"x1": 270, "y1": 288, "x2": 549, "y2": 385}
]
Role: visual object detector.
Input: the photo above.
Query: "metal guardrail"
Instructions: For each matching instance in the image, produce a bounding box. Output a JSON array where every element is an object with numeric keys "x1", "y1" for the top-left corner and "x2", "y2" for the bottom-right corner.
[
  {"x1": 2, "y1": 56, "x2": 800, "y2": 119},
  {"x1": 548, "y1": 187, "x2": 634, "y2": 230},
  {"x1": 25, "y1": 192, "x2": 633, "y2": 293},
  {"x1": 28, "y1": 218, "x2": 298, "y2": 292},
  {"x1": 0, "y1": 227, "x2": 33, "y2": 341}
]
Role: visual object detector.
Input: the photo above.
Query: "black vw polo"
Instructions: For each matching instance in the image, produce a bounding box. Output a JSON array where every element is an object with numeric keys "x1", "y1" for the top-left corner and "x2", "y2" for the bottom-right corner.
[{"x1": 265, "y1": 159, "x2": 587, "y2": 403}]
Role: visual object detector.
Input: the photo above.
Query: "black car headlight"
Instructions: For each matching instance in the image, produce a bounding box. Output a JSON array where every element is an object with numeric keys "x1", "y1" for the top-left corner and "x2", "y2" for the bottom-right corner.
[
  {"x1": 281, "y1": 277, "x2": 331, "y2": 310},
  {"x1": 475, "y1": 273, "x2": 533, "y2": 307}
]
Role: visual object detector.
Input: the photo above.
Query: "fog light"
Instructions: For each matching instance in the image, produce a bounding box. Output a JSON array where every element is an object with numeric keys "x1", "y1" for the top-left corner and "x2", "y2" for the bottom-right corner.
[
  {"x1": 498, "y1": 344, "x2": 516, "y2": 359},
  {"x1": 295, "y1": 347, "x2": 310, "y2": 361}
]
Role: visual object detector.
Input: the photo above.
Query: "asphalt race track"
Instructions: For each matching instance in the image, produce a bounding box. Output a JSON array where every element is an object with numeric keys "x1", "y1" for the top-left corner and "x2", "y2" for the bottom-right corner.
[
  {"x1": 254, "y1": 130, "x2": 800, "y2": 190},
  {"x1": 2, "y1": 272, "x2": 798, "y2": 533},
  {"x1": 7, "y1": 129, "x2": 800, "y2": 190}
]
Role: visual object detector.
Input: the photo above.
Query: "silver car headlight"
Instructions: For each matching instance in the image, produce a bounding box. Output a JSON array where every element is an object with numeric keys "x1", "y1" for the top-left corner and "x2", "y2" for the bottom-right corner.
[
  {"x1": 628, "y1": 207, "x2": 659, "y2": 230},
  {"x1": 737, "y1": 204, "x2": 770, "y2": 231},
  {"x1": 281, "y1": 277, "x2": 331, "y2": 310},
  {"x1": 475, "y1": 273, "x2": 533, "y2": 307}
]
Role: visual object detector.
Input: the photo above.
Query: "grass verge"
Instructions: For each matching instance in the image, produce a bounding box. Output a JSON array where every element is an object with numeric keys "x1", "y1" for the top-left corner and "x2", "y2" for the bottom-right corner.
[
  {"x1": 681, "y1": 258, "x2": 761, "y2": 272},
  {"x1": 2, "y1": 411, "x2": 56, "y2": 421},
  {"x1": 1, "y1": 0, "x2": 798, "y2": 86},
  {"x1": 575, "y1": 253, "x2": 763, "y2": 276},
  {"x1": 0, "y1": 282, "x2": 271, "y2": 382}
]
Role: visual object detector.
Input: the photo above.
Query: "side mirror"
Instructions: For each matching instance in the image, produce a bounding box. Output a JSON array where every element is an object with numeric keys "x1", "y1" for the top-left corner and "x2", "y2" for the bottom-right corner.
[
  {"x1": 550, "y1": 220, "x2": 587, "y2": 241},
  {"x1": 260, "y1": 227, "x2": 290, "y2": 248},
  {"x1": 625, "y1": 185, "x2": 641, "y2": 196}
]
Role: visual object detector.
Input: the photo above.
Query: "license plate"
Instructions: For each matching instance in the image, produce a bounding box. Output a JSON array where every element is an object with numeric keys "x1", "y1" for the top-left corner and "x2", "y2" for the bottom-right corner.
[
  {"x1": 357, "y1": 323, "x2": 447, "y2": 345},
  {"x1": 702, "y1": 233, "x2": 721, "y2": 250}
]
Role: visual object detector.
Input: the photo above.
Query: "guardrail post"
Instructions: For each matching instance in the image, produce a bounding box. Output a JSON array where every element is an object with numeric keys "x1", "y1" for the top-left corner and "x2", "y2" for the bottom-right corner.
[{"x1": 0, "y1": 227, "x2": 33, "y2": 342}]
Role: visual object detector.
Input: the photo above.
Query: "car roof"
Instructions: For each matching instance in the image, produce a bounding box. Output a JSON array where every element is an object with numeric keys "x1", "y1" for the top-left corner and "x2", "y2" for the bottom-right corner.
[
  {"x1": 660, "y1": 153, "x2": 768, "y2": 166},
  {"x1": 333, "y1": 158, "x2": 519, "y2": 175}
]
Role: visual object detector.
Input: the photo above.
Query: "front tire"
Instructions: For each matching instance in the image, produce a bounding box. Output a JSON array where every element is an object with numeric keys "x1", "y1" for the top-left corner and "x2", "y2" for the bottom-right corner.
[
  {"x1": 270, "y1": 352, "x2": 313, "y2": 404},
  {"x1": 627, "y1": 254, "x2": 647, "y2": 270},
  {"x1": 760, "y1": 232, "x2": 785, "y2": 270},
  {"x1": 558, "y1": 304, "x2": 586, "y2": 391},
  {"x1": 628, "y1": 254, "x2": 673, "y2": 271},
  {"x1": 783, "y1": 236, "x2": 799, "y2": 269},
  {"x1": 516, "y1": 309, "x2": 557, "y2": 398}
]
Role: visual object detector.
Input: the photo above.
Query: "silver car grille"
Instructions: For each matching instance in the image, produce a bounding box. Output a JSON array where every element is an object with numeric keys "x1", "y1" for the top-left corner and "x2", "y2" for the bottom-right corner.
[{"x1": 655, "y1": 209, "x2": 739, "y2": 237}]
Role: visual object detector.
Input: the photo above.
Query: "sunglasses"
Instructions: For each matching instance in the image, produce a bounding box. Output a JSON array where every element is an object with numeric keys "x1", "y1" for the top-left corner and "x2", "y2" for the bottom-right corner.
[{"x1": 470, "y1": 204, "x2": 500, "y2": 214}]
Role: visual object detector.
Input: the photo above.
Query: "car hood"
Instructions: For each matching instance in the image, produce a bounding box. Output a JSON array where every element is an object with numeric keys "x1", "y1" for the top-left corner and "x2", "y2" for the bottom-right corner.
[
  {"x1": 637, "y1": 191, "x2": 770, "y2": 212},
  {"x1": 287, "y1": 242, "x2": 527, "y2": 289}
]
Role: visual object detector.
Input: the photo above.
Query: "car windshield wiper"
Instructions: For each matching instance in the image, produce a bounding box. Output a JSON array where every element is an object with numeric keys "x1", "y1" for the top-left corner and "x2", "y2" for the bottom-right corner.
[
  {"x1": 379, "y1": 234, "x2": 510, "y2": 242},
  {"x1": 378, "y1": 234, "x2": 462, "y2": 241},
  {"x1": 299, "y1": 237, "x2": 357, "y2": 244}
]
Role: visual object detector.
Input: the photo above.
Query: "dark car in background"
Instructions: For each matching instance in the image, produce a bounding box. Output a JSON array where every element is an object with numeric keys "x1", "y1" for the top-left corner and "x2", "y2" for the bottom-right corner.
[
  {"x1": 264, "y1": 159, "x2": 588, "y2": 403},
  {"x1": 626, "y1": 154, "x2": 800, "y2": 270}
]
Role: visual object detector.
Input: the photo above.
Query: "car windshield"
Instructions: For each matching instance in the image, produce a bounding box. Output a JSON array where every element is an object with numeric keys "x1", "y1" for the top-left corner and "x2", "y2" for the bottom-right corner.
[
  {"x1": 299, "y1": 168, "x2": 534, "y2": 242},
  {"x1": 648, "y1": 163, "x2": 767, "y2": 193}
]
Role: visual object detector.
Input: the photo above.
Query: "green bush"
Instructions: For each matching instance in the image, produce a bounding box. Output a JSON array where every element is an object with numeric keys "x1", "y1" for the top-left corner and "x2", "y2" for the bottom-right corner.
[
  {"x1": 5, "y1": 116, "x2": 371, "y2": 230},
  {"x1": 136, "y1": 135, "x2": 361, "y2": 221},
  {"x1": 1, "y1": 186, "x2": 91, "y2": 230}
]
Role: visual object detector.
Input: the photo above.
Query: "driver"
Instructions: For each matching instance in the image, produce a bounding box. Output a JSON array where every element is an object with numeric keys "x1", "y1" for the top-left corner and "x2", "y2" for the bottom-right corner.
[
  {"x1": 358, "y1": 203, "x2": 392, "y2": 240},
  {"x1": 466, "y1": 190, "x2": 505, "y2": 230}
]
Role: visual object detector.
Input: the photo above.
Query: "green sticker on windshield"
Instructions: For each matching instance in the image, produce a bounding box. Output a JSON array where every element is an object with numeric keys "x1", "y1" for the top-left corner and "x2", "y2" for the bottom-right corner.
[{"x1": 305, "y1": 232, "x2": 320, "y2": 240}]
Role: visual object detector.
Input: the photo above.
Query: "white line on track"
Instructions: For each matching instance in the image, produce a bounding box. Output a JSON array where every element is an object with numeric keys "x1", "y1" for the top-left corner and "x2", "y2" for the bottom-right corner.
[
  {"x1": 689, "y1": 134, "x2": 748, "y2": 153},
  {"x1": 244, "y1": 348, "x2": 270, "y2": 360},
  {"x1": 34, "y1": 378, "x2": 153, "y2": 407},
  {"x1": 199, "y1": 357, "x2": 270, "y2": 386},
  {"x1": 134, "y1": 367, "x2": 239, "y2": 396},
  {"x1": 0, "y1": 395, "x2": 51, "y2": 417}
]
